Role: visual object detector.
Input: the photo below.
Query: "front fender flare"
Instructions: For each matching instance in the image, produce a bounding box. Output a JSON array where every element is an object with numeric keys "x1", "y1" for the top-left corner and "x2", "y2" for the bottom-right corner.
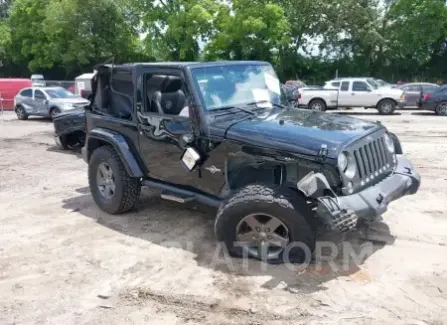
[
  {"x1": 388, "y1": 132, "x2": 403, "y2": 154},
  {"x1": 86, "y1": 128, "x2": 144, "y2": 178}
]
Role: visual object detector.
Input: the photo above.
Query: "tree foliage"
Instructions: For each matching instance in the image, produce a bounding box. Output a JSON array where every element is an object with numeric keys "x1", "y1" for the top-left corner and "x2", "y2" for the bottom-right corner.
[
  {"x1": 0, "y1": 0, "x2": 447, "y2": 82},
  {"x1": 205, "y1": 0, "x2": 290, "y2": 62}
]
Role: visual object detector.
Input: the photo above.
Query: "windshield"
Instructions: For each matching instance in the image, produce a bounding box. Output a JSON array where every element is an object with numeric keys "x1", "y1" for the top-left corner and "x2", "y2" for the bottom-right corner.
[
  {"x1": 366, "y1": 78, "x2": 379, "y2": 89},
  {"x1": 46, "y1": 88, "x2": 76, "y2": 98},
  {"x1": 191, "y1": 64, "x2": 282, "y2": 111},
  {"x1": 375, "y1": 79, "x2": 389, "y2": 87}
]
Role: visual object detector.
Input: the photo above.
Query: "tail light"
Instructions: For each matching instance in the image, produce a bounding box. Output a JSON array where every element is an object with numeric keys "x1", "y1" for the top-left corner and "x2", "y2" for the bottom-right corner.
[
  {"x1": 423, "y1": 93, "x2": 433, "y2": 101},
  {"x1": 80, "y1": 89, "x2": 87, "y2": 98},
  {"x1": 298, "y1": 92, "x2": 302, "y2": 100}
]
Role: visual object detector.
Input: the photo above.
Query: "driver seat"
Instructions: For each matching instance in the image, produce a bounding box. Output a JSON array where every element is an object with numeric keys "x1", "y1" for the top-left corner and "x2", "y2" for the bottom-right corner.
[{"x1": 153, "y1": 77, "x2": 188, "y2": 115}]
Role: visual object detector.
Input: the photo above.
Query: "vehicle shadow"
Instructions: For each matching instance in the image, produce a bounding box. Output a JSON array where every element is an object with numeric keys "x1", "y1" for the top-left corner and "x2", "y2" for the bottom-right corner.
[
  {"x1": 46, "y1": 146, "x2": 83, "y2": 158},
  {"x1": 61, "y1": 187, "x2": 395, "y2": 294},
  {"x1": 25, "y1": 117, "x2": 52, "y2": 122},
  {"x1": 411, "y1": 112, "x2": 435, "y2": 116},
  {"x1": 333, "y1": 111, "x2": 402, "y2": 116}
]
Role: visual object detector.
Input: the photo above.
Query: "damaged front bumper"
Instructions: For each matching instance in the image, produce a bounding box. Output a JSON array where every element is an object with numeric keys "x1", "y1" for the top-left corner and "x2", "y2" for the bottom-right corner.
[{"x1": 302, "y1": 156, "x2": 421, "y2": 231}]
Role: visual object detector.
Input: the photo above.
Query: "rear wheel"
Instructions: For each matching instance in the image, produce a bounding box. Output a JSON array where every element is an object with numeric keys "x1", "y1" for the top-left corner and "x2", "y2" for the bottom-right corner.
[
  {"x1": 88, "y1": 146, "x2": 141, "y2": 214},
  {"x1": 309, "y1": 99, "x2": 326, "y2": 111},
  {"x1": 16, "y1": 106, "x2": 28, "y2": 120},
  {"x1": 435, "y1": 102, "x2": 447, "y2": 116},
  {"x1": 214, "y1": 184, "x2": 316, "y2": 264},
  {"x1": 377, "y1": 99, "x2": 396, "y2": 115}
]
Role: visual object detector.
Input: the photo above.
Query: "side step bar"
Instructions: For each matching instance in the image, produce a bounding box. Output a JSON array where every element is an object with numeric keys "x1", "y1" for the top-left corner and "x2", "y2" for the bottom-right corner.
[{"x1": 142, "y1": 179, "x2": 222, "y2": 208}]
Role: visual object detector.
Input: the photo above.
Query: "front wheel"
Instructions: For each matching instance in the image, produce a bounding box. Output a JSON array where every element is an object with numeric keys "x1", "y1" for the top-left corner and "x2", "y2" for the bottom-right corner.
[
  {"x1": 377, "y1": 99, "x2": 396, "y2": 115},
  {"x1": 214, "y1": 184, "x2": 316, "y2": 264},
  {"x1": 50, "y1": 107, "x2": 61, "y2": 120},
  {"x1": 435, "y1": 102, "x2": 447, "y2": 116},
  {"x1": 88, "y1": 146, "x2": 141, "y2": 214}
]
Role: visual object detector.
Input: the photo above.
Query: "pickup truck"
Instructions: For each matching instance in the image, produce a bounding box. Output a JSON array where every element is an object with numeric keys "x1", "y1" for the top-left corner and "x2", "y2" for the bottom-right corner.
[{"x1": 299, "y1": 78, "x2": 406, "y2": 114}]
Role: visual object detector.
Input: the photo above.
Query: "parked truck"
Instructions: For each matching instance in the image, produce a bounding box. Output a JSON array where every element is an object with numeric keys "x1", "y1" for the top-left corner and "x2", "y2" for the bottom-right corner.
[{"x1": 299, "y1": 78, "x2": 405, "y2": 115}]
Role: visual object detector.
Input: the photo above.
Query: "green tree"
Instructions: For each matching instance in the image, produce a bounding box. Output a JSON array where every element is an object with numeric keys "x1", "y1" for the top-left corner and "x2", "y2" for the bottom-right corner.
[
  {"x1": 8, "y1": 0, "x2": 52, "y2": 71},
  {"x1": 0, "y1": 0, "x2": 12, "y2": 19},
  {"x1": 382, "y1": 0, "x2": 447, "y2": 79},
  {"x1": 137, "y1": 0, "x2": 221, "y2": 61},
  {"x1": 205, "y1": 0, "x2": 290, "y2": 63},
  {"x1": 43, "y1": 0, "x2": 140, "y2": 75}
]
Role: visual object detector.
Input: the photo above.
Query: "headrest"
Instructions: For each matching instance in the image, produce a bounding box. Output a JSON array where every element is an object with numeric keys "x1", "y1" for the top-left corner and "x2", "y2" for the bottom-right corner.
[
  {"x1": 164, "y1": 76, "x2": 183, "y2": 92},
  {"x1": 160, "y1": 90, "x2": 187, "y2": 115}
]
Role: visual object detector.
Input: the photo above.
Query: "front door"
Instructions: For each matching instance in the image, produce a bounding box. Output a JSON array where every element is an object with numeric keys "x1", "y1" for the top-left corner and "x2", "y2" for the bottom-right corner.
[
  {"x1": 137, "y1": 69, "x2": 198, "y2": 187},
  {"x1": 336, "y1": 81, "x2": 351, "y2": 106},
  {"x1": 349, "y1": 81, "x2": 376, "y2": 106},
  {"x1": 33, "y1": 89, "x2": 48, "y2": 115}
]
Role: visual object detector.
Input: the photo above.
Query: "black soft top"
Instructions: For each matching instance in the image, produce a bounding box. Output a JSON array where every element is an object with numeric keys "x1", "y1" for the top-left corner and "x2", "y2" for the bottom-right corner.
[{"x1": 96, "y1": 61, "x2": 271, "y2": 71}]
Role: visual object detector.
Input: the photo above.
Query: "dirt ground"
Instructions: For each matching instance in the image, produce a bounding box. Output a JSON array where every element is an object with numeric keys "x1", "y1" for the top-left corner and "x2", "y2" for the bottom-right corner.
[{"x1": 1, "y1": 108, "x2": 446, "y2": 325}]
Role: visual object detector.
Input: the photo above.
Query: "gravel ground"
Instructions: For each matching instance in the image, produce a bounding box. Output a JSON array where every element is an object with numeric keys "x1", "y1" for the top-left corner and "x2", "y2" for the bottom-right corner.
[{"x1": 0, "y1": 109, "x2": 446, "y2": 325}]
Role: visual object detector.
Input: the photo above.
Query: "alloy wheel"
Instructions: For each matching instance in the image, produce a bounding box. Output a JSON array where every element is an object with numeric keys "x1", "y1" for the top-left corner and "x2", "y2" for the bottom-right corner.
[
  {"x1": 236, "y1": 213, "x2": 290, "y2": 260},
  {"x1": 97, "y1": 162, "x2": 116, "y2": 199},
  {"x1": 311, "y1": 102, "x2": 323, "y2": 111},
  {"x1": 17, "y1": 108, "x2": 23, "y2": 119},
  {"x1": 51, "y1": 109, "x2": 59, "y2": 119},
  {"x1": 437, "y1": 103, "x2": 447, "y2": 116},
  {"x1": 381, "y1": 103, "x2": 392, "y2": 113}
]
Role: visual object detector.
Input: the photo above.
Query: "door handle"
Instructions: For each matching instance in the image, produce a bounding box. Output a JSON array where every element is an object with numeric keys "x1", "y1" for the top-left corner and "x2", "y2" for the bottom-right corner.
[{"x1": 351, "y1": 93, "x2": 356, "y2": 95}]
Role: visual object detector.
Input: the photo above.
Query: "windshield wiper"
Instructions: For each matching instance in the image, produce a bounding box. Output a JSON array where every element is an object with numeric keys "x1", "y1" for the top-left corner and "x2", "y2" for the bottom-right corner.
[
  {"x1": 216, "y1": 105, "x2": 257, "y2": 116},
  {"x1": 246, "y1": 100, "x2": 286, "y2": 109}
]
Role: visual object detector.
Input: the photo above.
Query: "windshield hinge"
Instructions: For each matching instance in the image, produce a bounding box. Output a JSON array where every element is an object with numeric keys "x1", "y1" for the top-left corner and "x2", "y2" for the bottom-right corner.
[{"x1": 318, "y1": 144, "x2": 328, "y2": 161}]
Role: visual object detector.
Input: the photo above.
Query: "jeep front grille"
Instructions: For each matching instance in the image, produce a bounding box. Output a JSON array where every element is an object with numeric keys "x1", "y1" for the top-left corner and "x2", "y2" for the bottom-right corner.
[{"x1": 352, "y1": 135, "x2": 393, "y2": 185}]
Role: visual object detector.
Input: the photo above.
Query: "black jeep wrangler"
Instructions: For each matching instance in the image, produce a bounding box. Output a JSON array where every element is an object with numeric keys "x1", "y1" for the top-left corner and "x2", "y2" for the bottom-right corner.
[{"x1": 82, "y1": 61, "x2": 420, "y2": 263}]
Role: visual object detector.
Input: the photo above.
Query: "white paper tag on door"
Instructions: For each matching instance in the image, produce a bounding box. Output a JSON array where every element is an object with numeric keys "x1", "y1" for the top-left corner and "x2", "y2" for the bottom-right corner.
[
  {"x1": 252, "y1": 88, "x2": 272, "y2": 108},
  {"x1": 264, "y1": 73, "x2": 281, "y2": 94}
]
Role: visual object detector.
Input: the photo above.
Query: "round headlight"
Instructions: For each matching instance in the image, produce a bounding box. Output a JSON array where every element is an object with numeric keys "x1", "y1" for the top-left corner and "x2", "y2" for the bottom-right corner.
[
  {"x1": 384, "y1": 133, "x2": 395, "y2": 153},
  {"x1": 338, "y1": 152, "x2": 348, "y2": 172}
]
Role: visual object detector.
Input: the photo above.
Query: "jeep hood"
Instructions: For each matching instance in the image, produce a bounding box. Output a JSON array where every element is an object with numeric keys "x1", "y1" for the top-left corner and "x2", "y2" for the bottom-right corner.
[{"x1": 210, "y1": 108, "x2": 382, "y2": 159}]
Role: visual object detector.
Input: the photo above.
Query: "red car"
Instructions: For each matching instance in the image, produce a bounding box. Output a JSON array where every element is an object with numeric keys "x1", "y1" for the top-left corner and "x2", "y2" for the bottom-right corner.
[{"x1": 0, "y1": 78, "x2": 33, "y2": 110}]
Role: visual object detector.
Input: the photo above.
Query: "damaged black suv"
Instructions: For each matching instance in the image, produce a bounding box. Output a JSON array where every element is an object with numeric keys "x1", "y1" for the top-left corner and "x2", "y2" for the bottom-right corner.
[{"x1": 82, "y1": 61, "x2": 421, "y2": 263}]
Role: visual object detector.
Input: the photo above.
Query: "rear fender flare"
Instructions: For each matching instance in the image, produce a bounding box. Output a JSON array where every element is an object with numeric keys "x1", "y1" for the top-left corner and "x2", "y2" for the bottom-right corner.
[{"x1": 86, "y1": 128, "x2": 144, "y2": 178}]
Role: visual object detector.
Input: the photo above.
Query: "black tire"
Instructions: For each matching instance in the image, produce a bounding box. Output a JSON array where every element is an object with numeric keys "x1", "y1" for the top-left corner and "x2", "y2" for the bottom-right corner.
[
  {"x1": 50, "y1": 107, "x2": 61, "y2": 120},
  {"x1": 57, "y1": 136, "x2": 70, "y2": 150},
  {"x1": 16, "y1": 106, "x2": 28, "y2": 120},
  {"x1": 88, "y1": 146, "x2": 141, "y2": 214},
  {"x1": 214, "y1": 184, "x2": 316, "y2": 264},
  {"x1": 308, "y1": 99, "x2": 326, "y2": 112},
  {"x1": 377, "y1": 99, "x2": 396, "y2": 115},
  {"x1": 435, "y1": 101, "x2": 447, "y2": 116}
]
